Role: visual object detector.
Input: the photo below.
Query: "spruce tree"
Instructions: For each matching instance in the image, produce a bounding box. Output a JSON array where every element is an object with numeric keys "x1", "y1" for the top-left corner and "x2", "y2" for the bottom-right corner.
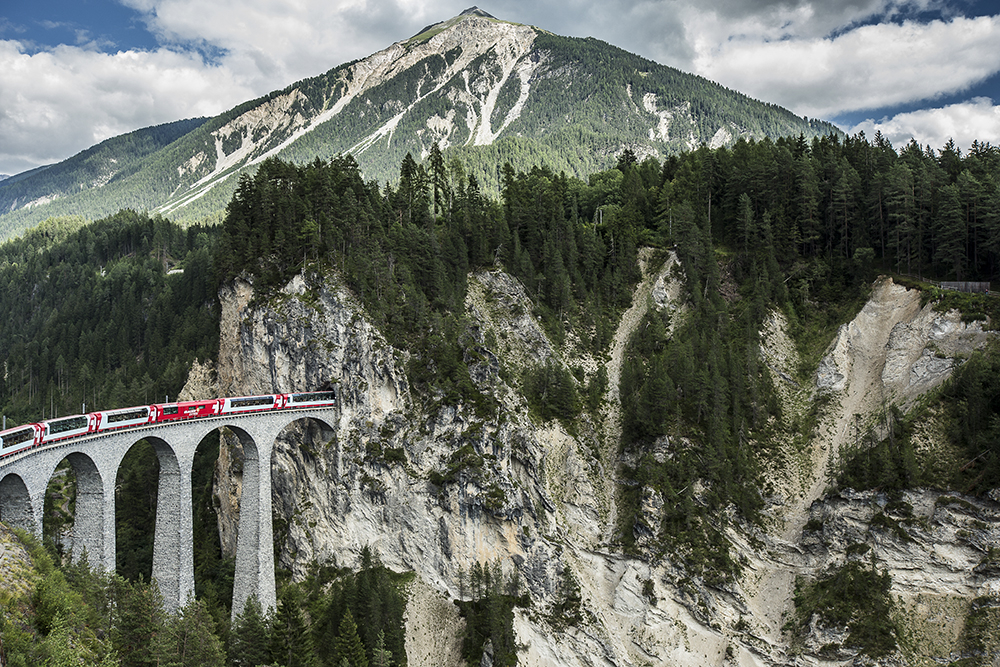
[
  {"x1": 153, "y1": 596, "x2": 225, "y2": 667},
  {"x1": 332, "y1": 608, "x2": 368, "y2": 667},
  {"x1": 934, "y1": 182, "x2": 967, "y2": 279},
  {"x1": 371, "y1": 629, "x2": 393, "y2": 667},
  {"x1": 111, "y1": 576, "x2": 165, "y2": 667},
  {"x1": 229, "y1": 595, "x2": 272, "y2": 667},
  {"x1": 271, "y1": 587, "x2": 317, "y2": 667}
]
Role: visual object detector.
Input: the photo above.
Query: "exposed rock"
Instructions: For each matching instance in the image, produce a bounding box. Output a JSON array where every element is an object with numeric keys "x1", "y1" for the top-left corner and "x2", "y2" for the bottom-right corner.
[
  {"x1": 177, "y1": 358, "x2": 218, "y2": 400},
  {"x1": 214, "y1": 428, "x2": 244, "y2": 558},
  {"x1": 465, "y1": 269, "x2": 556, "y2": 374},
  {"x1": 209, "y1": 268, "x2": 998, "y2": 667},
  {"x1": 882, "y1": 301, "x2": 992, "y2": 404},
  {"x1": 796, "y1": 489, "x2": 1000, "y2": 664},
  {"x1": 816, "y1": 277, "x2": 923, "y2": 395},
  {"x1": 404, "y1": 576, "x2": 466, "y2": 667}
]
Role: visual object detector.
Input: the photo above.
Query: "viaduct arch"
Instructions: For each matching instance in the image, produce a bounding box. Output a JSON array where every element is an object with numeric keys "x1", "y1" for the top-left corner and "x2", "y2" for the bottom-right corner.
[{"x1": 0, "y1": 407, "x2": 338, "y2": 616}]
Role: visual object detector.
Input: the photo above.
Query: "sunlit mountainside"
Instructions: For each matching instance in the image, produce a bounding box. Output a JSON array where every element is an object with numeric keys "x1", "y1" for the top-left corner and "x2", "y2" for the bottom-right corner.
[{"x1": 0, "y1": 7, "x2": 837, "y2": 241}]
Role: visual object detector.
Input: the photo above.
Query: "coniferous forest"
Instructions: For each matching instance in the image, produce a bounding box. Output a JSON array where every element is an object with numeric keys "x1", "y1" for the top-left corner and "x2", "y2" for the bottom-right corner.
[
  {"x1": 1, "y1": 131, "x2": 999, "y2": 666},
  {"x1": 5, "y1": 133, "x2": 999, "y2": 425}
]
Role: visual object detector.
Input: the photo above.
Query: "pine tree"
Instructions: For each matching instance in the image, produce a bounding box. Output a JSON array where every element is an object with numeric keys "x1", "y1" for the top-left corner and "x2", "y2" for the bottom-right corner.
[
  {"x1": 229, "y1": 595, "x2": 272, "y2": 667},
  {"x1": 429, "y1": 142, "x2": 449, "y2": 220},
  {"x1": 371, "y1": 629, "x2": 393, "y2": 667},
  {"x1": 111, "y1": 576, "x2": 165, "y2": 667},
  {"x1": 886, "y1": 162, "x2": 916, "y2": 275},
  {"x1": 153, "y1": 596, "x2": 225, "y2": 667},
  {"x1": 271, "y1": 587, "x2": 317, "y2": 667},
  {"x1": 793, "y1": 154, "x2": 821, "y2": 256},
  {"x1": 736, "y1": 192, "x2": 755, "y2": 253},
  {"x1": 934, "y1": 182, "x2": 967, "y2": 279},
  {"x1": 332, "y1": 608, "x2": 368, "y2": 667}
]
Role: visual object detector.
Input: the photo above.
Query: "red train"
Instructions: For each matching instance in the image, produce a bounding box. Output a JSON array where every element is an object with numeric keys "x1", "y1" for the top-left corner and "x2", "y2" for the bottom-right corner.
[{"x1": 0, "y1": 391, "x2": 337, "y2": 460}]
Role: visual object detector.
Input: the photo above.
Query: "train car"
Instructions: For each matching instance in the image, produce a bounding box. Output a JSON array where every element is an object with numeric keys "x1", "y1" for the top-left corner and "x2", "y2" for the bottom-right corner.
[
  {"x1": 0, "y1": 423, "x2": 42, "y2": 459},
  {"x1": 220, "y1": 394, "x2": 284, "y2": 415},
  {"x1": 151, "y1": 399, "x2": 222, "y2": 423},
  {"x1": 1, "y1": 390, "x2": 339, "y2": 457},
  {"x1": 41, "y1": 414, "x2": 94, "y2": 444},
  {"x1": 94, "y1": 406, "x2": 153, "y2": 432},
  {"x1": 286, "y1": 390, "x2": 337, "y2": 408}
]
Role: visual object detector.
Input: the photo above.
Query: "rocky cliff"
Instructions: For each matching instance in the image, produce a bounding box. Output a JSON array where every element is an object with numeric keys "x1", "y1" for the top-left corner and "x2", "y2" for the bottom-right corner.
[{"x1": 198, "y1": 266, "x2": 999, "y2": 666}]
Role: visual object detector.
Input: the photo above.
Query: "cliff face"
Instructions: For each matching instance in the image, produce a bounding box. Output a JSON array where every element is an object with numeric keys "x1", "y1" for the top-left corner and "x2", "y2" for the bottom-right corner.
[{"x1": 206, "y1": 268, "x2": 999, "y2": 667}]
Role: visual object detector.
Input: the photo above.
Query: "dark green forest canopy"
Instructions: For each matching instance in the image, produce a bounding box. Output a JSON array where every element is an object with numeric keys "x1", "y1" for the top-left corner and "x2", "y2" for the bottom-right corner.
[
  {"x1": 220, "y1": 133, "x2": 1000, "y2": 300},
  {"x1": 0, "y1": 210, "x2": 219, "y2": 424}
]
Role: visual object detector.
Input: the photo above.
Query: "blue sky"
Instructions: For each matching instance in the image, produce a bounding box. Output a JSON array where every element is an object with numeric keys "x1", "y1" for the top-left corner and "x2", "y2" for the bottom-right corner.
[
  {"x1": 1, "y1": 0, "x2": 999, "y2": 176},
  {"x1": 4, "y1": 0, "x2": 159, "y2": 53}
]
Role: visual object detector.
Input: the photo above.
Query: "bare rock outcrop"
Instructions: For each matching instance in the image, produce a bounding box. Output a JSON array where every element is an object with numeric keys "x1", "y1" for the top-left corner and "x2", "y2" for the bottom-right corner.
[{"x1": 207, "y1": 269, "x2": 998, "y2": 667}]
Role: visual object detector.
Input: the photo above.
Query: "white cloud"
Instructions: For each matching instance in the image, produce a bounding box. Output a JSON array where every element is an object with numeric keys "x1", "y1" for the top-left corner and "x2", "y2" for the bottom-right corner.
[
  {"x1": 685, "y1": 0, "x2": 945, "y2": 39},
  {"x1": 2, "y1": 0, "x2": 998, "y2": 175},
  {"x1": 0, "y1": 39, "x2": 254, "y2": 174},
  {"x1": 0, "y1": 0, "x2": 455, "y2": 175},
  {"x1": 692, "y1": 14, "x2": 1000, "y2": 118},
  {"x1": 849, "y1": 97, "x2": 1000, "y2": 150},
  {"x1": 120, "y1": 0, "x2": 443, "y2": 84}
]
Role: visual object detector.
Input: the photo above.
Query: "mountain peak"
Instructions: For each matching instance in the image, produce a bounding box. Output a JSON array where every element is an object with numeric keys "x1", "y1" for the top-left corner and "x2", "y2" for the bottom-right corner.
[
  {"x1": 409, "y1": 7, "x2": 505, "y2": 42},
  {"x1": 0, "y1": 10, "x2": 838, "y2": 236},
  {"x1": 459, "y1": 6, "x2": 496, "y2": 19}
]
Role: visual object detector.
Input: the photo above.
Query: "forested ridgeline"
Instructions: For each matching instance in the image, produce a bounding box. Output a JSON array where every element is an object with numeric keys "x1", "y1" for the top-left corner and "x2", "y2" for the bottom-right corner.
[
  {"x1": 219, "y1": 133, "x2": 1000, "y2": 336},
  {"x1": 0, "y1": 118, "x2": 213, "y2": 243},
  {"x1": 0, "y1": 210, "x2": 219, "y2": 425},
  {"x1": 4, "y1": 122, "x2": 996, "y2": 437},
  {"x1": 0, "y1": 119, "x2": 208, "y2": 216}
]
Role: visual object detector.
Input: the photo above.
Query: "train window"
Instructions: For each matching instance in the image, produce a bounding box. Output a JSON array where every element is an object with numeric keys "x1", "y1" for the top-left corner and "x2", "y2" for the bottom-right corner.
[
  {"x1": 292, "y1": 391, "x2": 336, "y2": 403},
  {"x1": 3, "y1": 428, "x2": 34, "y2": 445},
  {"x1": 231, "y1": 396, "x2": 274, "y2": 408},
  {"x1": 48, "y1": 416, "x2": 87, "y2": 434},
  {"x1": 162, "y1": 406, "x2": 179, "y2": 415},
  {"x1": 108, "y1": 408, "x2": 148, "y2": 423}
]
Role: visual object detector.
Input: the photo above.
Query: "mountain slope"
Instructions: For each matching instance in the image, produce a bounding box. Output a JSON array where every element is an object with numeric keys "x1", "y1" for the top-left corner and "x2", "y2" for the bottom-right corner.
[
  {"x1": 0, "y1": 8, "x2": 838, "y2": 240},
  {"x1": 0, "y1": 118, "x2": 206, "y2": 222}
]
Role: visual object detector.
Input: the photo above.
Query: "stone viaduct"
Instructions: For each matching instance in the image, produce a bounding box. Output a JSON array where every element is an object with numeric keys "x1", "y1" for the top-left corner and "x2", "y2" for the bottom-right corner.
[{"x1": 0, "y1": 406, "x2": 338, "y2": 616}]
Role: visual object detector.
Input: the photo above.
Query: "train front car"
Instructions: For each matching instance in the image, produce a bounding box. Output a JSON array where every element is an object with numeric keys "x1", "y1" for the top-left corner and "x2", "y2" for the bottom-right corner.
[
  {"x1": 220, "y1": 394, "x2": 282, "y2": 415},
  {"x1": 95, "y1": 406, "x2": 153, "y2": 433},
  {"x1": 0, "y1": 423, "x2": 42, "y2": 459},
  {"x1": 286, "y1": 390, "x2": 338, "y2": 408}
]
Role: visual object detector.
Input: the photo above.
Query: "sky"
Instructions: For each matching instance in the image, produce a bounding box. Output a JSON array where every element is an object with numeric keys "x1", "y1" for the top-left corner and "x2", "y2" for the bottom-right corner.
[{"x1": 1, "y1": 0, "x2": 999, "y2": 176}]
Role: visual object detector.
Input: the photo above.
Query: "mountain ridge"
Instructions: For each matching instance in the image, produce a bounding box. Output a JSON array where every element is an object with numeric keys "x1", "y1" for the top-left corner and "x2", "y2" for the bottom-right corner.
[{"x1": 0, "y1": 9, "x2": 839, "y2": 241}]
